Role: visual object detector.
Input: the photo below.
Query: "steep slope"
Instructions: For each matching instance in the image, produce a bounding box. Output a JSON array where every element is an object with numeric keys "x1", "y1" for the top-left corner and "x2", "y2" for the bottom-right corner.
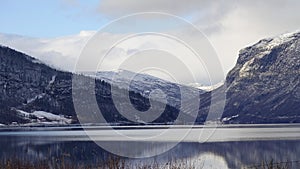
[
  {"x1": 221, "y1": 31, "x2": 300, "y2": 123},
  {"x1": 0, "y1": 46, "x2": 76, "y2": 124},
  {"x1": 0, "y1": 46, "x2": 200, "y2": 125},
  {"x1": 1, "y1": 31, "x2": 299, "y2": 125},
  {"x1": 89, "y1": 70, "x2": 200, "y2": 110}
]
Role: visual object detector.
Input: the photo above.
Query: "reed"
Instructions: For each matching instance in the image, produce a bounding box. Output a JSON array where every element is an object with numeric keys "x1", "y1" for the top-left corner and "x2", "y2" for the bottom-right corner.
[
  {"x1": 244, "y1": 159, "x2": 291, "y2": 169},
  {"x1": 0, "y1": 157, "x2": 292, "y2": 169}
]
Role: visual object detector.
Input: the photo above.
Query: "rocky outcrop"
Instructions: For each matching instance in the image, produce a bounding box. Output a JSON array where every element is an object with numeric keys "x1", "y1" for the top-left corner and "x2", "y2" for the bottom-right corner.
[{"x1": 221, "y1": 31, "x2": 300, "y2": 123}]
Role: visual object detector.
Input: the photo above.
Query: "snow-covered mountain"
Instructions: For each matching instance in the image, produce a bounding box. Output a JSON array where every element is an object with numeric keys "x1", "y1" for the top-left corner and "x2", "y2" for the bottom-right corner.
[
  {"x1": 87, "y1": 70, "x2": 201, "y2": 108},
  {"x1": 220, "y1": 31, "x2": 300, "y2": 123},
  {"x1": 0, "y1": 46, "x2": 200, "y2": 125},
  {"x1": 0, "y1": 45, "x2": 76, "y2": 125},
  {"x1": 0, "y1": 31, "x2": 300, "y2": 125}
]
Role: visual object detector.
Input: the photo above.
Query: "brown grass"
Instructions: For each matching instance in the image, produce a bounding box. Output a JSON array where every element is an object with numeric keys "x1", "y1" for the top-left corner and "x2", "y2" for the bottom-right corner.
[
  {"x1": 0, "y1": 156, "x2": 200, "y2": 169},
  {"x1": 0, "y1": 157, "x2": 292, "y2": 169},
  {"x1": 243, "y1": 159, "x2": 291, "y2": 169}
]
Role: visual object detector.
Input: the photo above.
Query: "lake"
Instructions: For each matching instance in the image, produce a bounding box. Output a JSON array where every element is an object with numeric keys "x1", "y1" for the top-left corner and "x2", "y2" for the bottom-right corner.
[{"x1": 0, "y1": 124, "x2": 300, "y2": 168}]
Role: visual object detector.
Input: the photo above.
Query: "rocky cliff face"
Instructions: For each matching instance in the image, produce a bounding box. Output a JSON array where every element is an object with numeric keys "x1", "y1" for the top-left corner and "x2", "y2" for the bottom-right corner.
[{"x1": 221, "y1": 31, "x2": 300, "y2": 123}]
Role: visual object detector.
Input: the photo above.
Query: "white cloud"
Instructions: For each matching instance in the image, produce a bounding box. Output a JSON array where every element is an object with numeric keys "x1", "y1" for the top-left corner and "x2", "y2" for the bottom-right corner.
[
  {"x1": 1, "y1": 1, "x2": 300, "y2": 85},
  {"x1": 62, "y1": 0, "x2": 300, "y2": 75},
  {"x1": 0, "y1": 31, "x2": 95, "y2": 71},
  {"x1": 97, "y1": 0, "x2": 231, "y2": 18},
  {"x1": 0, "y1": 30, "x2": 219, "y2": 84}
]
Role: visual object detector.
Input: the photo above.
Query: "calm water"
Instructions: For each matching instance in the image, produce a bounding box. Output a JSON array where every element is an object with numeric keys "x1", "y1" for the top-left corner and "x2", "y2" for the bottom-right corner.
[{"x1": 0, "y1": 124, "x2": 300, "y2": 169}]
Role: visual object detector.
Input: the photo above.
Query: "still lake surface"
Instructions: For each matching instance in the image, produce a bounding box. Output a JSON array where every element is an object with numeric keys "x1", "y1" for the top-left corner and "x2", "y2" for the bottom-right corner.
[{"x1": 0, "y1": 124, "x2": 300, "y2": 168}]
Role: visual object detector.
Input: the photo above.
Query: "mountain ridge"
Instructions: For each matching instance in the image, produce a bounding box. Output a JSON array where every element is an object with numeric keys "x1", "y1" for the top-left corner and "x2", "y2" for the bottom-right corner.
[
  {"x1": 220, "y1": 31, "x2": 300, "y2": 123},
  {"x1": 0, "y1": 45, "x2": 197, "y2": 125},
  {"x1": 0, "y1": 31, "x2": 300, "y2": 125}
]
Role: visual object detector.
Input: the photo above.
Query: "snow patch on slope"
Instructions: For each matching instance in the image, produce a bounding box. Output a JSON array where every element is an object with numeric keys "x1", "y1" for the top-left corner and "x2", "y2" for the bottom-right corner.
[
  {"x1": 238, "y1": 31, "x2": 300, "y2": 78},
  {"x1": 16, "y1": 109, "x2": 31, "y2": 118},
  {"x1": 27, "y1": 93, "x2": 45, "y2": 104},
  {"x1": 32, "y1": 111, "x2": 71, "y2": 123},
  {"x1": 49, "y1": 75, "x2": 56, "y2": 85},
  {"x1": 26, "y1": 76, "x2": 56, "y2": 104},
  {"x1": 189, "y1": 81, "x2": 224, "y2": 91},
  {"x1": 222, "y1": 114, "x2": 239, "y2": 122},
  {"x1": 239, "y1": 58, "x2": 255, "y2": 78},
  {"x1": 257, "y1": 31, "x2": 297, "y2": 51},
  {"x1": 16, "y1": 109, "x2": 72, "y2": 125}
]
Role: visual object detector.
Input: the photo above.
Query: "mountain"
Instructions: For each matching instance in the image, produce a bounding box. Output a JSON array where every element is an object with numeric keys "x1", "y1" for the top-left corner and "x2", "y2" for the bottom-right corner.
[
  {"x1": 0, "y1": 31, "x2": 299, "y2": 125},
  {"x1": 0, "y1": 46, "x2": 200, "y2": 125},
  {"x1": 219, "y1": 31, "x2": 300, "y2": 123},
  {"x1": 87, "y1": 70, "x2": 201, "y2": 109},
  {"x1": 0, "y1": 45, "x2": 75, "y2": 125}
]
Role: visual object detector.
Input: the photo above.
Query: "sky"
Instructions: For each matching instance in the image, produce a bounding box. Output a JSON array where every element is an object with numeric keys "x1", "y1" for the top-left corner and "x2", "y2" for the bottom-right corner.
[
  {"x1": 0, "y1": 0, "x2": 300, "y2": 85},
  {"x1": 0, "y1": 0, "x2": 103, "y2": 37}
]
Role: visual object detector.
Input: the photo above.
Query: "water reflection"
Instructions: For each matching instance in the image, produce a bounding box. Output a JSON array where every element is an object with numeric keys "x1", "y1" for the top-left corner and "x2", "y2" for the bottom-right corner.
[
  {"x1": 198, "y1": 153, "x2": 228, "y2": 169},
  {"x1": 0, "y1": 134, "x2": 300, "y2": 168}
]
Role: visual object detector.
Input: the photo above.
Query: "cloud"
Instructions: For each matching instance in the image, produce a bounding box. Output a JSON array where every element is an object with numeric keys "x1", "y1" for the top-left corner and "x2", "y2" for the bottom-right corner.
[
  {"x1": 1, "y1": 1, "x2": 300, "y2": 85},
  {"x1": 94, "y1": 0, "x2": 300, "y2": 74},
  {"x1": 96, "y1": 0, "x2": 234, "y2": 36},
  {"x1": 0, "y1": 30, "x2": 220, "y2": 85},
  {"x1": 97, "y1": 0, "x2": 230, "y2": 17},
  {"x1": 207, "y1": 0, "x2": 300, "y2": 70},
  {"x1": 0, "y1": 31, "x2": 95, "y2": 71}
]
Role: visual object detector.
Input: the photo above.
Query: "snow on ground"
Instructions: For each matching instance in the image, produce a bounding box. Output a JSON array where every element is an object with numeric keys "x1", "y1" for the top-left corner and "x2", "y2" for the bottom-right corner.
[
  {"x1": 259, "y1": 31, "x2": 297, "y2": 51},
  {"x1": 16, "y1": 109, "x2": 31, "y2": 118},
  {"x1": 25, "y1": 76, "x2": 55, "y2": 104},
  {"x1": 238, "y1": 31, "x2": 300, "y2": 78},
  {"x1": 222, "y1": 114, "x2": 239, "y2": 122},
  {"x1": 26, "y1": 93, "x2": 45, "y2": 104},
  {"x1": 32, "y1": 111, "x2": 71, "y2": 124},
  {"x1": 16, "y1": 109, "x2": 72, "y2": 125},
  {"x1": 48, "y1": 75, "x2": 56, "y2": 86},
  {"x1": 189, "y1": 81, "x2": 224, "y2": 91}
]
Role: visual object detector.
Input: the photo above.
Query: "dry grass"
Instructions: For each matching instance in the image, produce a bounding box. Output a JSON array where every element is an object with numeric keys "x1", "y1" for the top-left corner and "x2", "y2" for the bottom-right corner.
[
  {"x1": 244, "y1": 159, "x2": 291, "y2": 169},
  {"x1": 0, "y1": 157, "x2": 292, "y2": 169},
  {"x1": 0, "y1": 156, "x2": 200, "y2": 169}
]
